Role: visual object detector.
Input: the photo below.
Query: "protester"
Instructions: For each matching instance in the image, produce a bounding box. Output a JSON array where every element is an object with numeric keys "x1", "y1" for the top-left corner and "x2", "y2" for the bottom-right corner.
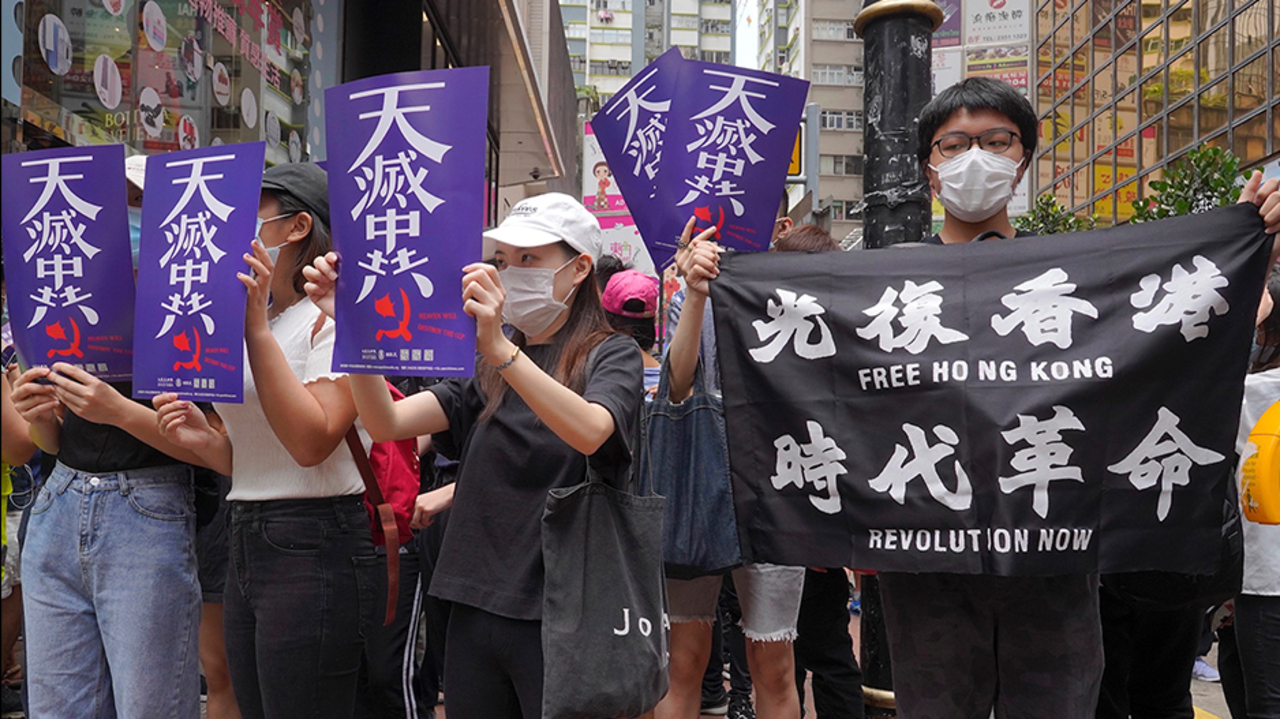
[
  {"x1": 194, "y1": 469, "x2": 240, "y2": 719},
  {"x1": 302, "y1": 191, "x2": 642, "y2": 719},
  {"x1": 153, "y1": 162, "x2": 378, "y2": 719},
  {"x1": 601, "y1": 268, "x2": 662, "y2": 395},
  {"x1": 1219, "y1": 272, "x2": 1280, "y2": 719},
  {"x1": 885, "y1": 76, "x2": 1280, "y2": 719},
  {"x1": 1, "y1": 349, "x2": 35, "y2": 717},
  {"x1": 655, "y1": 220, "x2": 828, "y2": 719},
  {"x1": 12, "y1": 262, "x2": 211, "y2": 716},
  {"x1": 794, "y1": 568, "x2": 864, "y2": 719},
  {"x1": 701, "y1": 580, "x2": 753, "y2": 719}
]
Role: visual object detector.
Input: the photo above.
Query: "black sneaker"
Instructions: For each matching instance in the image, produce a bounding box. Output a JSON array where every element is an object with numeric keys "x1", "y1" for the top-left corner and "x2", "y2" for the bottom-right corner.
[
  {"x1": 1, "y1": 684, "x2": 23, "y2": 718},
  {"x1": 701, "y1": 696, "x2": 729, "y2": 716},
  {"x1": 727, "y1": 694, "x2": 755, "y2": 719}
]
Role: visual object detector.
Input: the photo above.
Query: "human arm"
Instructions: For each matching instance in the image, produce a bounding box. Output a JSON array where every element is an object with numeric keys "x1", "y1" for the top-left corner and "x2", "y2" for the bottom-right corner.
[
  {"x1": 43, "y1": 363, "x2": 221, "y2": 468},
  {"x1": 241, "y1": 241, "x2": 359, "y2": 467},
  {"x1": 462, "y1": 262, "x2": 620, "y2": 455},
  {"x1": 151, "y1": 394, "x2": 234, "y2": 475},
  {"x1": 409, "y1": 483, "x2": 455, "y2": 530},
  {"x1": 304, "y1": 250, "x2": 452, "y2": 442},
  {"x1": 667, "y1": 217, "x2": 722, "y2": 402},
  {"x1": 1, "y1": 374, "x2": 37, "y2": 466},
  {"x1": 9, "y1": 367, "x2": 63, "y2": 454}
]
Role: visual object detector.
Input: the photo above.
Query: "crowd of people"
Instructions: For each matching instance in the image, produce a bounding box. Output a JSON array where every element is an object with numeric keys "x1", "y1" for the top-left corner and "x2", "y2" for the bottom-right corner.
[{"x1": 1, "y1": 77, "x2": 1279, "y2": 719}]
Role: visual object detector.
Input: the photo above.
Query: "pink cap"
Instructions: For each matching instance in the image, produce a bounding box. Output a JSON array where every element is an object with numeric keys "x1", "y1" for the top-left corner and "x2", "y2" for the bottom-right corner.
[{"x1": 602, "y1": 270, "x2": 659, "y2": 319}]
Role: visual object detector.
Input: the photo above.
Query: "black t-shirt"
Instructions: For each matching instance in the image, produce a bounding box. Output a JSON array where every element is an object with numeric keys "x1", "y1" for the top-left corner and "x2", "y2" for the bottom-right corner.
[
  {"x1": 57, "y1": 382, "x2": 180, "y2": 473},
  {"x1": 427, "y1": 333, "x2": 642, "y2": 620},
  {"x1": 925, "y1": 229, "x2": 1037, "y2": 244}
]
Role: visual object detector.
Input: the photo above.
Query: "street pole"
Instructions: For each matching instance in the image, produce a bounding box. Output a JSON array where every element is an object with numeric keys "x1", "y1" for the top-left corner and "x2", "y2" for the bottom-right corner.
[
  {"x1": 852, "y1": 2, "x2": 944, "y2": 711},
  {"x1": 854, "y1": 0, "x2": 943, "y2": 249}
]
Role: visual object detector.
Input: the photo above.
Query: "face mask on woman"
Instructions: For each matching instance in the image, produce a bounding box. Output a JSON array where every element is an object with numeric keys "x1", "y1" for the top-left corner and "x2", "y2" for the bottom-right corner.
[
  {"x1": 255, "y1": 213, "x2": 295, "y2": 265},
  {"x1": 501, "y1": 257, "x2": 579, "y2": 337},
  {"x1": 929, "y1": 147, "x2": 1021, "y2": 223}
]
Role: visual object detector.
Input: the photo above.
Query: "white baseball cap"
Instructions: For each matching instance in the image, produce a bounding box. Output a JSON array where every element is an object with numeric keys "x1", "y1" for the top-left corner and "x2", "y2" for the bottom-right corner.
[
  {"x1": 125, "y1": 154, "x2": 147, "y2": 189},
  {"x1": 483, "y1": 192, "x2": 603, "y2": 261}
]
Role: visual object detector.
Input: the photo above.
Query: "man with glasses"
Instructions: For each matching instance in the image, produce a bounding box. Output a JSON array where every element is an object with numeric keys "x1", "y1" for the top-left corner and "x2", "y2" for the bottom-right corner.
[{"x1": 877, "y1": 77, "x2": 1280, "y2": 719}]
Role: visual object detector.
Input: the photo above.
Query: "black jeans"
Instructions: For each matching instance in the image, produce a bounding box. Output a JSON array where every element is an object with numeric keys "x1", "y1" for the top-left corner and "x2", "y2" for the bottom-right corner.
[
  {"x1": 1220, "y1": 594, "x2": 1280, "y2": 719},
  {"x1": 1096, "y1": 585, "x2": 1201, "y2": 719},
  {"x1": 356, "y1": 548, "x2": 433, "y2": 719},
  {"x1": 224, "y1": 495, "x2": 378, "y2": 719},
  {"x1": 443, "y1": 602, "x2": 543, "y2": 719},
  {"x1": 795, "y1": 569, "x2": 864, "y2": 719}
]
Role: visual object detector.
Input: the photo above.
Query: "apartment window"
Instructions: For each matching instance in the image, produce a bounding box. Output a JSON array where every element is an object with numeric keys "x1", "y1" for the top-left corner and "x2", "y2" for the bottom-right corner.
[
  {"x1": 819, "y1": 154, "x2": 864, "y2": 176},
  {"x1": 820, "y1": 110, "x2": 865, "y2": 131},
  {"x1": 831, "y1": 200, "x2": 845, "y2": 221},
  {"x1": 593, "y1": 0, "x2": 631, "y2": 9},
  {"x1": 813, "y1": 64, "x2": 864, "y2": 86},
  {"x1": 812, "y1": 20, "x2": 856, "y2": 40},
  {"x1": 700, "y1": 19, "x2": 731, "y2": 34},
  {"x1": 589, "y1": 60, "x2": 633, "y2": 75},
  {"x1": 671, "y1": 14, "x2": 698, "y2": 29},
  {"x1": 566, "y1": 24, "x2": 588, "y2": 39},
  {"x1": 590, "y1": 28, "x2": 631, "y2": 43},
  {"x1": 570, "y1": 55, "x2": 586, "y2": 72},
  {"x1": 700, "y1": 50, "x2": 731, "y2": 64}
]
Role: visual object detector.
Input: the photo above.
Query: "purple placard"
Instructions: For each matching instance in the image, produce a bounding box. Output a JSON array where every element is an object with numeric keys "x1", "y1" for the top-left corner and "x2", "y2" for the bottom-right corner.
[
  {"x1": 592, "y1": 47, "x2": 683, "y2": 268},
  {"x1": 1, "y1": 145, "x2": 136, "y2": 379},
  {"x1": 657, "y1": 62, "x2": 809, "y2": 253},
  {"x1": 934, "y1": 0, "x2": 963, "y2": 47},
  {"x1": 325, "y1": 68, "x2": 486, "y2": 377},
  {"x1": 132, "y1": 143, "x2": 266, "y2": 402}
]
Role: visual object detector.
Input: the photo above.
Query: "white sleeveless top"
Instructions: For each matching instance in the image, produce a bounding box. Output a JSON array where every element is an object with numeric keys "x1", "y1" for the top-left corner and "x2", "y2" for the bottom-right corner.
[{"x1": 216, "y1": 299, "x2": 369, "y2": 501}]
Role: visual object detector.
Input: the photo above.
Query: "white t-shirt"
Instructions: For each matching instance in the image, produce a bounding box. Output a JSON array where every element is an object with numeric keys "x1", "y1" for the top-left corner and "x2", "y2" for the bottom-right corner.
[
  {"x1": 1237, "y1": 367, "x2": 1280, "y2": 596},
  {"x1": 217, "y1": 299, "x2": 369, "y2": 501}
]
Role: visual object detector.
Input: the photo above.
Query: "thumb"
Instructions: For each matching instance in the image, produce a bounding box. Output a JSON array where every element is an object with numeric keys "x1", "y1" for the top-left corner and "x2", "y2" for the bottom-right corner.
[{"x1": 1240, "y1": 170, "x2": 1262, "y2": 205}]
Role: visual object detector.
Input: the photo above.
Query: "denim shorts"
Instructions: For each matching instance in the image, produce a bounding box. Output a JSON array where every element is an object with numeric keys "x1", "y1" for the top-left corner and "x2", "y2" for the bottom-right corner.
[{"x1": 667, "y1": 563, "x2": 805, "y2": 642}]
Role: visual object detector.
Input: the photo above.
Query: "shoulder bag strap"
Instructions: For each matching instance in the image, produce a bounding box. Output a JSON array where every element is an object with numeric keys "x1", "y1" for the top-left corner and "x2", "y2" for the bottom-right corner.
[{"x1": 345, "y1": 426, "x2": 399, "y2": 626}]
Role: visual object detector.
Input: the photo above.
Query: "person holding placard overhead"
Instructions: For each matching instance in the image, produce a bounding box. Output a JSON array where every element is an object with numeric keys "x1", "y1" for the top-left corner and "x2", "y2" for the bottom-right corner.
[
  {"x1": 302, "y1": 192, "x2": 643, "y2": 719},
  {"x1": 152, "y1": 162, "x2": 379, "y2": 719}
]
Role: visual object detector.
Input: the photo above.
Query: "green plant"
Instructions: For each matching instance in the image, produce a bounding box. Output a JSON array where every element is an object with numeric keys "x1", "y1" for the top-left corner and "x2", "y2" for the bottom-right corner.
[
  {"x1": 1130, "y1": 145, "x2": 1245, "y2": 222},
  {"x1": 1014, "y1": 193, "x2": 1098, "y2": 235}
]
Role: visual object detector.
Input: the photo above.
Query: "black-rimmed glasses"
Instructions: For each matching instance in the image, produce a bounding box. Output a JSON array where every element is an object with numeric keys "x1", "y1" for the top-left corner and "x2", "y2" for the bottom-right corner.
[{"x1": 931, "y1": 129, "x2": 1021, "y2": 159}]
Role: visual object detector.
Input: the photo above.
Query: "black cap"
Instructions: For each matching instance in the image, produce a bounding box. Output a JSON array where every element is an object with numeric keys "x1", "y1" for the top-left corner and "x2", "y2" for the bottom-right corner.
[{"x1": 261, "y1": 162, "x2": 330, "y2": 230}]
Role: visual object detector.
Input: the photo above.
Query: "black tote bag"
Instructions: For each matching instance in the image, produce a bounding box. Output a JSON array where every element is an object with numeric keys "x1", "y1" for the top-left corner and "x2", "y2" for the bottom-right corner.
[{"x1": 541, "y1": 464, "x2": 669, "y2": 719}]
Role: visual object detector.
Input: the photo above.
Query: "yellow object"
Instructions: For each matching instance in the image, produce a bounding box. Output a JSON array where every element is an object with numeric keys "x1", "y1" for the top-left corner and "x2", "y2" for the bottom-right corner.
[{"x1": 1242, "y1": 400, "x2": 1280, "y2": 524}]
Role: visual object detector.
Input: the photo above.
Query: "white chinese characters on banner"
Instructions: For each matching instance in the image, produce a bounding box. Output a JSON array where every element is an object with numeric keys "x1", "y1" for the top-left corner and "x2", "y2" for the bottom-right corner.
[
  {"x1": 347, "y1": 82, "x2": 454, "y2": 304},
  {"x1": 991, "y1": 268, "x2": 1099, "y2": 349},
  {"x1": 606, "y1": 66, "x2": 670, "y2": 183},
  {"x1": 857, "y1": 280, "x2": 970, "y2": 355},
  {"x1": 20, "y1": 155, "x2": 104, "y2": 330},
  {"x1": 154, "y1": 155, "x2": 237, "y2": 340},
  {"x1": 1108, "y1": 407, "x2": 1227, "y2": 522},
  {"x1": 772, "y1": 420, "x2": 848, "y2": 515},
  {"x1": 869, "y1": 423, "x2": 973, "y2": 511},
  {"x1": 749, "y1": 288, "x2": 837, "y2": 363},
  {"x1": 1130, "y1": 255, "x2": 1230, "y2": 341},
  {"x1": 999, "y1": 405, "x2": 1086, "y2": 519},
  {"x1": 677, "y1": 71, "x2": 781, "y2": 216}
]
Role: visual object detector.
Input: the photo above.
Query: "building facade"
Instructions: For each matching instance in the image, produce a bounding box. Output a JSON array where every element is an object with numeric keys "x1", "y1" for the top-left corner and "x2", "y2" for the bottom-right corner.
[
  {"x1": 1034, "y1": 0, "x2": 1279, "y2": 226},
  {"x1": 759, "y1": 0, "x2": 866, "y2": 241},
  {"x1": 560, "y1": 0, "x2": 734, "y2": 104},
  {"x1": 4, "y1": 0, "x2": 576, "y2": 225}
]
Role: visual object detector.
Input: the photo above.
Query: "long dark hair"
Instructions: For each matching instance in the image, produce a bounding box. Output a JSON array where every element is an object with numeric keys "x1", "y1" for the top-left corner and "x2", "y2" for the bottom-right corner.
[{"x1": 478, "y1": 242, "x2": 614, "y2": 421}]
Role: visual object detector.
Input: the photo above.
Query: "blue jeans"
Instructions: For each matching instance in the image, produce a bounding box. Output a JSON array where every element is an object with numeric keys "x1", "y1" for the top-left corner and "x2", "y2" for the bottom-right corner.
[
  {"x1": 23, "y1": 462, "x2": 200, "y2": 719},
  {"x1": 224, "y1": 495, "x2": 377, "y2": 719}
]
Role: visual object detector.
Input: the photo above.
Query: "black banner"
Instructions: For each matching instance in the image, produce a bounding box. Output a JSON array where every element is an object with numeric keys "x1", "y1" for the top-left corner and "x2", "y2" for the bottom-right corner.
[{"x1": 710, "y1": 205, "x2": 1271, "y2": 575}]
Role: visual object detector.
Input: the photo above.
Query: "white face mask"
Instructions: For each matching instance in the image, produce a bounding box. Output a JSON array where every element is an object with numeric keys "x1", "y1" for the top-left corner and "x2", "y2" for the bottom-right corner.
[
  {"x1": 930, "y1": 147, "x2": 1021, "y2": 223},
  {"x1": 501, "y1": 257, "x2": 579, "y2": 337},
  {"x1": 255, "y1": 213, "x2": 294, "y2": 265}
]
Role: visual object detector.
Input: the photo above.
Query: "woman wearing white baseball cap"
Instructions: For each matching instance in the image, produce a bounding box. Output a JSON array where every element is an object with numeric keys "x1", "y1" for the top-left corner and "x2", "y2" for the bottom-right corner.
[{"x1": 304, "y1": 192, "x2": 643, "y2": 719}]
